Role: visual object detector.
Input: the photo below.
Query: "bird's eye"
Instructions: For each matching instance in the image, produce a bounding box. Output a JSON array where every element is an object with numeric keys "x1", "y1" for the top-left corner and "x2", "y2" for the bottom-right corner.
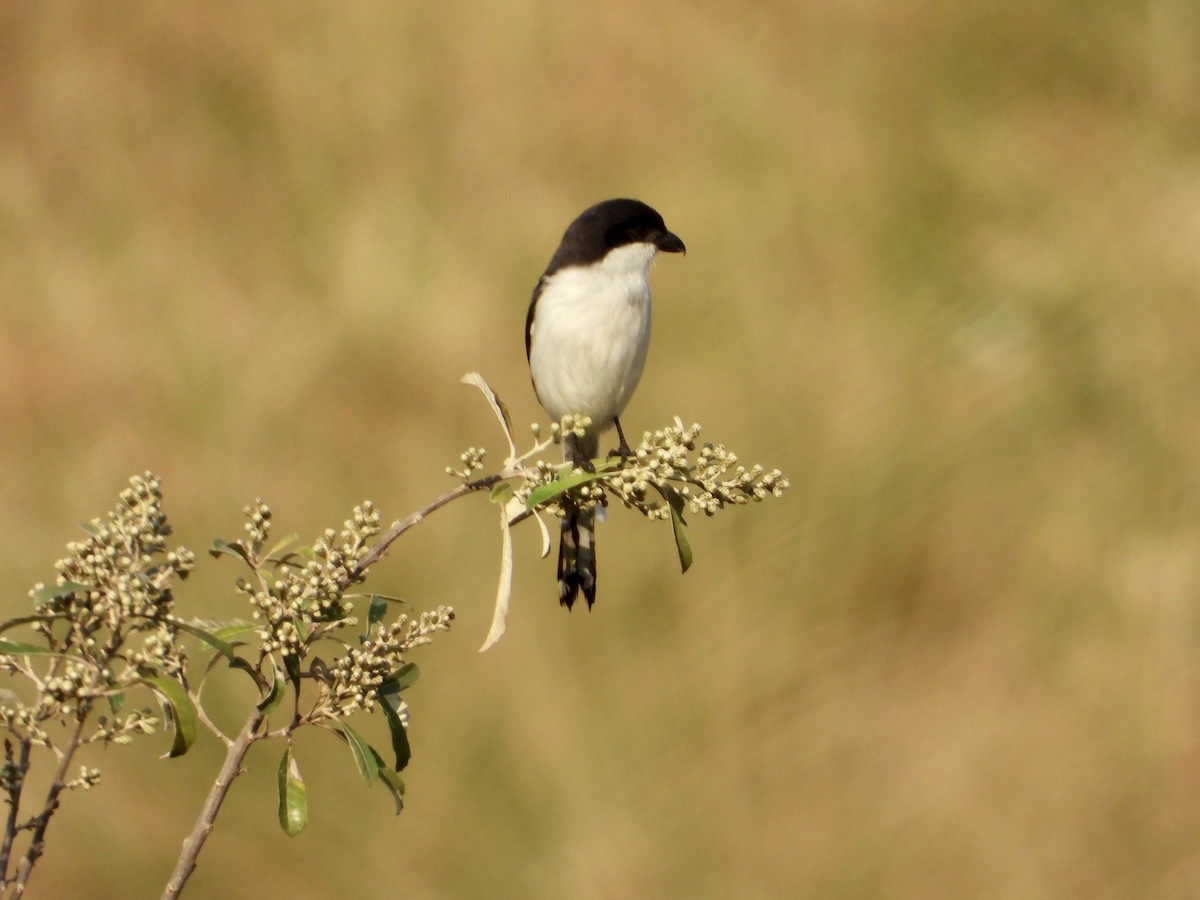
[
  {"x1": 602, "y1": 215, "x2": 664, "y2": 249},
  {"x1": 603, "y1": 227, "x2": 629, "y2": 248}
]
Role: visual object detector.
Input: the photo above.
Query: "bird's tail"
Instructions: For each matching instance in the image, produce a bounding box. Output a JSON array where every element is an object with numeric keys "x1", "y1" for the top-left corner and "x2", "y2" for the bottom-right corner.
[{"x1": 558, "y1": 504, "x2": 596, "y2": 610}]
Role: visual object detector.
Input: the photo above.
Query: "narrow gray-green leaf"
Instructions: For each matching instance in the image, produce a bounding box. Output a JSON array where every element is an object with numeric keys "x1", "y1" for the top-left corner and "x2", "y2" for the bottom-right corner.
[
  {"x1": 340, "y1": 723, "x2": 379, "y2": 783},
  {"x1": 658, "y1": 485, "x2": 693, "y2": 574},
  {"x1": 209, "y1": 538, "x2": 253, "y2": 564},
  {"x1": 277, "y1": 746, "x2": 308, "y2": 836},
  {"x1": 378, "y1": 696, "x2": 412, "y2": 772},
  {"x1": 489, "y1": 482, "x2": 514, "y2": 505},
  {"x1": 525, "y1": 469, "x2": 609, "y2": 509},
  {"x1": 376, "y1": 765, "x2": 406, "y2": 814},
  {"x1": 257, "y1": 664, "x2": 286, "y2": 715},
  {"x1": 170, "y1": 619, "x2": 237, "y2": 661},
  {"x1": 31, "y1": 581, "x2": 93, "y2": 604},
  {"x1": 366, "y1": 595, "x2": 388, "y2": 635},
  {"x1": 0, "y1": 640, "x2": 58, "y2": 656},
  {"x1": 143, "y1": 676, "x2": 197, "y2": 758},
  {"x1": 265, "y1": 532, "x2": 300, "y2": 560},
  {"x1": 378, "y1": 662, "x2": 419, "y2": 697},
  {"x1": 212, "y1": 622, "x2": 260, "y2": 643},
  {"x1": 283, "y1": 651, "x2": 302, "y2": 691}
]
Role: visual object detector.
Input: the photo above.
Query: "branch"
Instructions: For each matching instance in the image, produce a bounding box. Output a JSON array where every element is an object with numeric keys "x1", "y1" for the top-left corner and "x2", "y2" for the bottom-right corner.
[
  {"x1": 6, "y1": 716, "x2": 88, "y2": 897},
  {"x1": 349, "y1": 472, "x2": 513, "y2": 581},
  {"x1": 160, "y1": 706, "x2": 265, "y2": 900},
  {"x1": 0, "y1": 740, "x2": 29, "y2": 883}
]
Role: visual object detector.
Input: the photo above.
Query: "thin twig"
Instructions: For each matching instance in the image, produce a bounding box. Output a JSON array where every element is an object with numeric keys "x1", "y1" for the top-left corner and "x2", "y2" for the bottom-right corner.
[
  {"x1": 189, "y1": 693, "x2": 233, "y2": 748},
  {"x1": 7, "y1": 716, "x2": 88, "y2": 897},
  {"x1": 349, "y1": 472, "x2": 514, "y2": 580},
  {"x1": 0, "y1": 740, "x2": 29, "y2": 883}
]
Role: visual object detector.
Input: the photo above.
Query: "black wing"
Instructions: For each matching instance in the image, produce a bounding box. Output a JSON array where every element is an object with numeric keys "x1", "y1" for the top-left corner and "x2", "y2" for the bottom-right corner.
[{"x1": 525, "y1": 275, "x2": 548, "y2": 362}]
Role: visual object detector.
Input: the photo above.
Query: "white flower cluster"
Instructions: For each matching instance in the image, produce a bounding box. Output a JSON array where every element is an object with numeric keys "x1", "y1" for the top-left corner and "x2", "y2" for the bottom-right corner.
[
  {"x1": 29, "y1": 473, "x2": 195, "y2": 650},
  {"x1": 88, "y1": 708, "x2": 159, "y2": 747},
  {"x1": 447, "y1": 447, "x2": 487, "y2": 480},
  {"x1": 323, "y1": 606, "x2": 455, "y2": 718},
  {"x1": 1, "y1": 474, "x2": 189, "y2": 761},
  {"x1": 241, "y1": 501, "x2": 383, "y2": 658},
  {"x1": 590, "y1": 421, "x2": 790, "y2": 520},
  {"x1": 0, "y1": 698, "x2": 50, "y2": 749}
]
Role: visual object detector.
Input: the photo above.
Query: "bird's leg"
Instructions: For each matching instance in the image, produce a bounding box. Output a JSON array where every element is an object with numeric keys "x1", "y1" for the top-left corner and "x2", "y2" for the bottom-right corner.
[
  {"x1": 565, "y1": 432, "x2": 595, "y2": 472},
  {"x1": 610, "y1": 417, "x2": 634, "y2": 461}
]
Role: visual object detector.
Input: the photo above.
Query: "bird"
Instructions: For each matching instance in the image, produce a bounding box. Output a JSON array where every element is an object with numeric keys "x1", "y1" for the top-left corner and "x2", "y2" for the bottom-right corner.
[{"x1": 525, "y1": 198, "x2": 686, "y2": 610}]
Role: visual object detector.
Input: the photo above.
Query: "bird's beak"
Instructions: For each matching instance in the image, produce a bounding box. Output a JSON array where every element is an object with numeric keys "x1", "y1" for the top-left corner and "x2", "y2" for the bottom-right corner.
[{"x1": 655, "y1": 230, "x2": 686, "y2": 255}]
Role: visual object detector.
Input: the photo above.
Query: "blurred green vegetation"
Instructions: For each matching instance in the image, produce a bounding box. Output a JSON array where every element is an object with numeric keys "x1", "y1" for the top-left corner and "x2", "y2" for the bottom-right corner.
[{"x1": 3, "y1": 0, "x2": 1200, "y2": 896}]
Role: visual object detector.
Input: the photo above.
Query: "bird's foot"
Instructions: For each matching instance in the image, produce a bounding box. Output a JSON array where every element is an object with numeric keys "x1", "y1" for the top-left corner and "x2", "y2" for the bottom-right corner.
[
  {"x1": 565, "y1": 434, "x2": 595, "y2": 472},
  {"x1": 607, "y1": 441, "x2": 634, "y2": 463},
  {"x1": 609, "y1": 417, "x2": 635, "y2": 465}
]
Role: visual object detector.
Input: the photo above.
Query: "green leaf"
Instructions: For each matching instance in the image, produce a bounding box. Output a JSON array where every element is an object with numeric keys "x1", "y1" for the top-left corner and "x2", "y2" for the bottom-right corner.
[
  {"x1": 277, "y1": 746, "x2": 308, "y2": 836},
  {"x1": 181, "y1": 619, "x2": 265, "y2": 690},
  {"x1": 212, "y1": 622, "x2": 260, "y2": 643},
  {"x1": 272, "y1": 551, "x2": 305, "y2": 569},
  {"x1": 378, "y1": 662, "x2": 419, "y2": 697},
  {"x1": 339, "y1": 723, "x2": 380, "y2": 783},
  {"x1": 378, "y1": 695, "x2": 412, "y2": 772},
  {"x1": 489, "y1": 481, "x2": 514, "y2": 505},
  {"x1": 0, "y1": 640, "x2": 57, "y2": 656},
  {"x1": 366, "y1": 595, "x2": 388, "y2": 635},
  {"x1": 31, "y1": 581, "x2": 93, "y2": 604},
  {"x1": 143, "y1": 676, "x2": 197, "y2": 758},
  {"x1": 209, "y1": 538, "x2": 253, "y2": 565},
  {"x1": 376, "y1": 764, "x2": 406, "y2": 814},
  {"x1": 257, "y1": 664, "x2": 286, "y2": 715},
  {"x1": 265, "y1": 533, "x2": 300, "y2": 560},
  {"x1": 106, "y1": 691, "x2": 125, "y2": 715},
  {"x1": 171, "y1": 619, "x2": 237, "y2": 661},
  {"x1": 283, "y1": 652, "x2": 302, "y2": 691},
  {"x1": 658, "y1": 485, "x2": 693, "y2": 574},
  {"x1": 525, "y1": 469, "x2": 609, "y2": 510},
  {"x1": 348, "y1": 590, "x2": 409, "y2": 606}
]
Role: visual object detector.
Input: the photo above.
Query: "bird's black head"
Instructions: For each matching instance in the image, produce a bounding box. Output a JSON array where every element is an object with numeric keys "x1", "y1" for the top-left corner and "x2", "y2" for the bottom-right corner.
[{"x1": 544, "y1": 198, "x2": 685, "y2": 274}]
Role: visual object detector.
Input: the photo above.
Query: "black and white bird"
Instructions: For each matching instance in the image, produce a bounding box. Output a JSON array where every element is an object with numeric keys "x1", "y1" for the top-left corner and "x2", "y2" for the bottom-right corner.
[{"x1": 525, "y1": 198, "x2": 686, "y2": 610}]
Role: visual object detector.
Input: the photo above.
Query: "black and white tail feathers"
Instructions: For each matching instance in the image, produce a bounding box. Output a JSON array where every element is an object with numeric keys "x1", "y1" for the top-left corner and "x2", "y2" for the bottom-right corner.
[
  {"x1": 558, "y1": 504, "x2": 596, "y2": 610},
  {"x1": 556, "y1": 430, "x2": 599, "y2": 610}
]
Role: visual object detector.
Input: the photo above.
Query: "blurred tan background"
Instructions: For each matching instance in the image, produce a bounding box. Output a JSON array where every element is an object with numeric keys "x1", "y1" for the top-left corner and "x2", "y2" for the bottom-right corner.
[{"x1": 3, "y1": 1, "x2": 1200, "y2": 896}]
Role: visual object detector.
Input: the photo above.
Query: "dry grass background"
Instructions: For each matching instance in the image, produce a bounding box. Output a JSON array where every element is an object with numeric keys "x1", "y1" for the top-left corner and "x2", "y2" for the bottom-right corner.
[{"x1": 2, "y1": 1, "x2": 1200, "y2": 896}]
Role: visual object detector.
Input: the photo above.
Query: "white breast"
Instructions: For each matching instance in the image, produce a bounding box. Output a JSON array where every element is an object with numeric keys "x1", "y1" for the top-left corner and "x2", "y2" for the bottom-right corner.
[{"x1": 528, "y1": 243, "x2": 656, "y2": 434}]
